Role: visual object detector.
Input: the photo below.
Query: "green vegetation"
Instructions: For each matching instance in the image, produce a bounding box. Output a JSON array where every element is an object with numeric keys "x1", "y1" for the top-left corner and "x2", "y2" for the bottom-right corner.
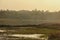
[{"x1": 5, "y1": 27, "x2": 59, "y2": 34}]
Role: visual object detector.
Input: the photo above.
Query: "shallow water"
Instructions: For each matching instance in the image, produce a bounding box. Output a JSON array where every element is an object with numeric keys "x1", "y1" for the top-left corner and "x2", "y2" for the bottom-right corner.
[
  {"x1": 8, "y1": 34, "x2": 48, "y2": 40},
  {"x1": 0, "y1": 29, "x2": 48, "y2": 40}
]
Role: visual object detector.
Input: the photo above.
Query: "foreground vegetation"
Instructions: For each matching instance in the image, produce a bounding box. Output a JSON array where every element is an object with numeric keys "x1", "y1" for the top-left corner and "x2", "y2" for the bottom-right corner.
[{"x1": 0, "y1": 25, "x2": 60, "y2": 40}]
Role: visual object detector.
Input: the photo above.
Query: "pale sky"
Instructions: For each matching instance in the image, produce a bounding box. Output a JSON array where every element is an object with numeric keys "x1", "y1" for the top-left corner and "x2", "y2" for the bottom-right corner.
[{"x1": 0, "y1": 0, "x2": 60, "y2": 11}]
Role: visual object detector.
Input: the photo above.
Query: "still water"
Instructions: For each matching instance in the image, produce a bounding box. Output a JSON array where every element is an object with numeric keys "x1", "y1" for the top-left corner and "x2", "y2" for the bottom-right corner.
[
  {"x1": 0, "y1": 28, "x2": 48, "y2": 40},
  {"x1": 8, "y1": 34, "x2": 48, "y2": 40}
]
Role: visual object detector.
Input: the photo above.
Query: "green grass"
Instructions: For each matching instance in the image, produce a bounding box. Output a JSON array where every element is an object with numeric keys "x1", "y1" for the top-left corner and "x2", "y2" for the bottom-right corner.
[{"x1": 4, "y1": 27, "x2": 60, "y2": 34}]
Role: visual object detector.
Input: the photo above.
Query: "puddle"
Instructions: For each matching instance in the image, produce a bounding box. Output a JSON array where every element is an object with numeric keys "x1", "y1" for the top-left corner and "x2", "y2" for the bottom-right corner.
[{"x1": 8, "y1": 34, "x2": 48, "y2": 40}]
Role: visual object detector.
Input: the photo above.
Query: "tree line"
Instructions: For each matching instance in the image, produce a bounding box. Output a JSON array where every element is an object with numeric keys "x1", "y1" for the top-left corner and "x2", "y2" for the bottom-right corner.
[{"x1": 0, "y1": 9, "x2": 60, "y2": 20}]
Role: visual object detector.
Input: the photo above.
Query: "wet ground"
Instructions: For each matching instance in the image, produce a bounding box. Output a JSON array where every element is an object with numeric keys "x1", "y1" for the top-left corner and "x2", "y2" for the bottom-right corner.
[{"x1": 0, "y1": 27, "x2": 48, "y2": 40}]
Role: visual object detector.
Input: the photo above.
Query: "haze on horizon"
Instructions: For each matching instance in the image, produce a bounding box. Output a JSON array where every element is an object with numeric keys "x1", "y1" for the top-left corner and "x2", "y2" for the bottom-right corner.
[{"x1": 0, "y1": 0, "x2": 60, "y2": 12}]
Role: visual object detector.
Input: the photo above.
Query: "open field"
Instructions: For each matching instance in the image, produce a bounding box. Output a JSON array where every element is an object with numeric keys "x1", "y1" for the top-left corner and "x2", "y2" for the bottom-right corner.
[
  {"x1": 1, "y1": 18, "x2": 60, "y2": 25},
  {"x1": 3, "y1": 27, "x2": 60, "y2": 34}
]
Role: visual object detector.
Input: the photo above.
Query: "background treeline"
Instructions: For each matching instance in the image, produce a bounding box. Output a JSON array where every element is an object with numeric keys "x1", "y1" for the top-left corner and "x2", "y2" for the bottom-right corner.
[
  {"x1": 0, "y1": 9, "x2": 60, "y2": 25},
  {"x1": 0, "y1": 9, "x2": 60, "y2": 20}
]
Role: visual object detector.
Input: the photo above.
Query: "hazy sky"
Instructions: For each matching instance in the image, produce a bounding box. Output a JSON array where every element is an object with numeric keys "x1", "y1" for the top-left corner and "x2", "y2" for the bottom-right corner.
[{"x1": 0, "y1": 0, "x2": 60, "y2": 11}]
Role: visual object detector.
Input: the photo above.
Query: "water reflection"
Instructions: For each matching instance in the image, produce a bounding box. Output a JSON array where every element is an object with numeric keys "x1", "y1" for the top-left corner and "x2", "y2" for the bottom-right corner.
[
  {"x1": 0, "y1": 30, "x2": 6, "y2": 32},
  {"x1": 0, "y1": 29, "x2": 48, "y2": 40},
  {"x1": 8, "y1": 34, "x2": 48, "y2": 40}
]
